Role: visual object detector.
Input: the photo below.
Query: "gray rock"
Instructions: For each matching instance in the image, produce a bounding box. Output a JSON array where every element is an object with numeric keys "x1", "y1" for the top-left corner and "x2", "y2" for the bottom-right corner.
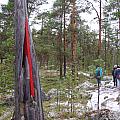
[
  {"x1": 41, "y1": 91, "x2": 50, "y2": 101},
  {"x1": 75, "y1": 81, "x2": 95, "y2": 91},
  {"x1": 47, "y1": 88, "x2": 57, "y2": 98},
  {"x1": 4, "y1": 96, "x2": 14, "y2": 106}
]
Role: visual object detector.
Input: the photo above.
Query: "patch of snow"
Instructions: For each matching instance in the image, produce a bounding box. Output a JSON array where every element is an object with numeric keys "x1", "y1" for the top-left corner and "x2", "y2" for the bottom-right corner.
[
  {"x1": 103, "y1": 76, "x2": 112, "y2": 81},
  {"x1": 48, "y1": 111, "x2": 58, "y2": 118},
  {"x1": 87, "y1": 81, "x2": 120, "y2": 112},
  {"x1": 78, "y1": 71, "x2": 90, "y2": 77},
  {"x1": 47, "y1": 88, "x2": 57, "y2": 97},
  {"x1": 75, "y1": 81, "x2": 95, "y2": 90}
]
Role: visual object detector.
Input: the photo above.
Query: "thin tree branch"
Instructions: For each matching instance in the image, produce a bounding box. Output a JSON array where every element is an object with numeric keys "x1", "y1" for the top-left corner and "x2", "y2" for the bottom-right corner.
[{"x1": 85, "y1": 0, "x2": 100, "y2": 20}]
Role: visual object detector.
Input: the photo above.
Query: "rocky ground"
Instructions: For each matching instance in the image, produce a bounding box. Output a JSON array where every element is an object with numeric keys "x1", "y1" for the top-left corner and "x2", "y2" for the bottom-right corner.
[
  {"x1": 1, "y1": 75, "x2": 120, "y2": 120},
  {"x1": 43, "y1": 75, "x2": 120, "y2": 120}
]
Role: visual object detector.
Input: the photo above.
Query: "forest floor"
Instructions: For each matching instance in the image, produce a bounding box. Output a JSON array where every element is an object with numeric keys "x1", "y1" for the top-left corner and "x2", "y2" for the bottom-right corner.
[
  {"x1": 0, "y1": 71, "x2": 120, "y2": 119},
  {"x1": 0, "y1": 108, "x2": 13, "y2": 120}
]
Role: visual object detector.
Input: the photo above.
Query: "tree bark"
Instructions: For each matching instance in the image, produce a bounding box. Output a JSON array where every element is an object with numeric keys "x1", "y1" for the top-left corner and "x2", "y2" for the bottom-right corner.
[
  {"x1": 60, "y1": 4, "x2": 63, "y2": 79},
  {"x1": 104, "y1": 28, "x2": 107, "y2": 71},
  {"x1": 70, "y1": 0, "x2": 77, "y2": 113},
  {"x1": 71, "y1": 0, "x2": 77, "y2": 76},
  {"x1": 14, "y1": 0, "x2": 44, "y2": 119},
  {"x1": 98, "y1": 0, "x2": 102, "y2": 57},
  {"x1": 63, "y1": 0, "x2": 67, "y2": 77}
]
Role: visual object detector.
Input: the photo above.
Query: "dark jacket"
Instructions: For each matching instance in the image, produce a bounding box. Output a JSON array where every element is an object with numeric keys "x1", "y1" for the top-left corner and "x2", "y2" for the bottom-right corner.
[
  {"x1": 112, "y1": 68, "x2": 116, "y2": 78},
  {"x1": 115, "y1": 68, "x2": 120, "y2": 79}
]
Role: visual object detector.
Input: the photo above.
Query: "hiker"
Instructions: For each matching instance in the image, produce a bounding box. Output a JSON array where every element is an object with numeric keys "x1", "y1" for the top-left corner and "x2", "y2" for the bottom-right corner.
[
  {"x1": 115, "y1": 65, "x2": 120, "y2": 88},
  {"x1": 95, "y1": 65, "x2": 103, "y2": 85},
  {"x1": 112, "y1": 65, "x2": 117, "y2": 86}
]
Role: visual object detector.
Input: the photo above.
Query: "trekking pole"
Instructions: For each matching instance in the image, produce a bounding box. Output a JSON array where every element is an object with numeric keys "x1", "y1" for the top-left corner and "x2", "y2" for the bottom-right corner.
[{"x1": 98, "y1": 80, "x2": 100, "y2": 120}]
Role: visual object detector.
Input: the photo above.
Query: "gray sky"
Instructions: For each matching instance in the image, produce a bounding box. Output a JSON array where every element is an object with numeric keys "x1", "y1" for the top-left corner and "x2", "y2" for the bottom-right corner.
[
  {"x1": 0, "y1": 0, "x2": 107, "y2": 31},
  {"x1": 0, "y1": 0, "x2": 8, "y2": 5}
]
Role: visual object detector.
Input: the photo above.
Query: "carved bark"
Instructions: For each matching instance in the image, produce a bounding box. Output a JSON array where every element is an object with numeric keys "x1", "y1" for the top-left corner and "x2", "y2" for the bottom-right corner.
[{"x1": 14, "y1": 0, "x2": 44, "y2": 119}]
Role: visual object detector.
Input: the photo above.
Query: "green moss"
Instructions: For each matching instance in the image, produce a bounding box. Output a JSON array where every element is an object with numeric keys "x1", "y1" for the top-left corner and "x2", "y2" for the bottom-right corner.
[
  {"x1": 0, "y1": 103, "x2": 7, "y2": 116},
  {"x1": 41, "y1": 76, "x2": 59, "y2": 93}
]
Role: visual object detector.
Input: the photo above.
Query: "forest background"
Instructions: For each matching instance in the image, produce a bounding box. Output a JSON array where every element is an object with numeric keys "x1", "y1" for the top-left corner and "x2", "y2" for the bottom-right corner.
[{"x1": 0, "y1": 0, "x2": 120, "y2": 119}]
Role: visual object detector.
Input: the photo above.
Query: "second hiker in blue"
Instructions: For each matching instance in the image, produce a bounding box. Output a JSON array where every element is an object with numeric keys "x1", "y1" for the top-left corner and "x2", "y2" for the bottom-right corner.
[
  {"x1": 115, "y1": 65, "x2": 120, "y2": 88},
  {"x1": 112, "y1": 65, "x2": 117, "y2": 87},
  {"x1": 95, "y1": 65, "x2": 103, "y2": 85}
]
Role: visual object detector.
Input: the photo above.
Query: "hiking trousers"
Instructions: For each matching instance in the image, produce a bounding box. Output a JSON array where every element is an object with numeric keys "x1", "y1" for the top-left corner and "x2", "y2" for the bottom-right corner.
[
  {"x1": 117, "y1": 79, "x2": 120, "y2": 88},
  {"x1": 96, "y1": 78, "x2": 101, "y2": 85}
]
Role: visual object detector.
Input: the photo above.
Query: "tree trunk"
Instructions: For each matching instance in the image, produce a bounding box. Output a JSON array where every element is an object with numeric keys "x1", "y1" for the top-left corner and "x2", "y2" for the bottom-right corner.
[
  {"x1": 70, "y1": 0, "x2": 77, "y2": 113},
  {"x1": 71, "y1": 0, "x2": 77, "y2": 76},
  {"x1": 63, "y1": 0, "x2": 67, "y2": 77},
  {"x1": 104, "y1": 28, "x2": 107, "y2": 71},
  {"x1": 0, "y1": 58, "x2": 3, "y2": 64},
  {"x1": 98, "y1": 0, "x2": 102, "y2": 57},
  {"x1": 60, "y1": 4, "x2": 63, "y2": 79},
  {"x1": 14, "y1": 0, "x2": 44, "y2": 119}
]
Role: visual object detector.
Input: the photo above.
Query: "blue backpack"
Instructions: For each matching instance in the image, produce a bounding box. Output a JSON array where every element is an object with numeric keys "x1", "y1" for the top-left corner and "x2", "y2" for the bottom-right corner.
[
  {"x1": 96, "y1": 69, "x2": 100, "y2": 76},
  {"x1": 96, "y1": 69, "x2": 101, "y2": 79},
  {"x1": 117, "y1": 70, "x2": 120, "y2": 79}
]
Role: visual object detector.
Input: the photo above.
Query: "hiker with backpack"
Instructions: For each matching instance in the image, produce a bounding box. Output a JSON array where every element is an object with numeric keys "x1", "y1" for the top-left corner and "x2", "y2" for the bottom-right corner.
[
  {"x1": 95, "y1": 65, "x2": 103, "y2": 111},
  {"x1": 115, "y1": 65, "x2": 120, "y2": 88},
  {"x1": 112, "y1": 65, "x2": 117, "y2": 86},
  {"x1": 95, "y1": 65, "x2": 103, "y2": 85}
]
